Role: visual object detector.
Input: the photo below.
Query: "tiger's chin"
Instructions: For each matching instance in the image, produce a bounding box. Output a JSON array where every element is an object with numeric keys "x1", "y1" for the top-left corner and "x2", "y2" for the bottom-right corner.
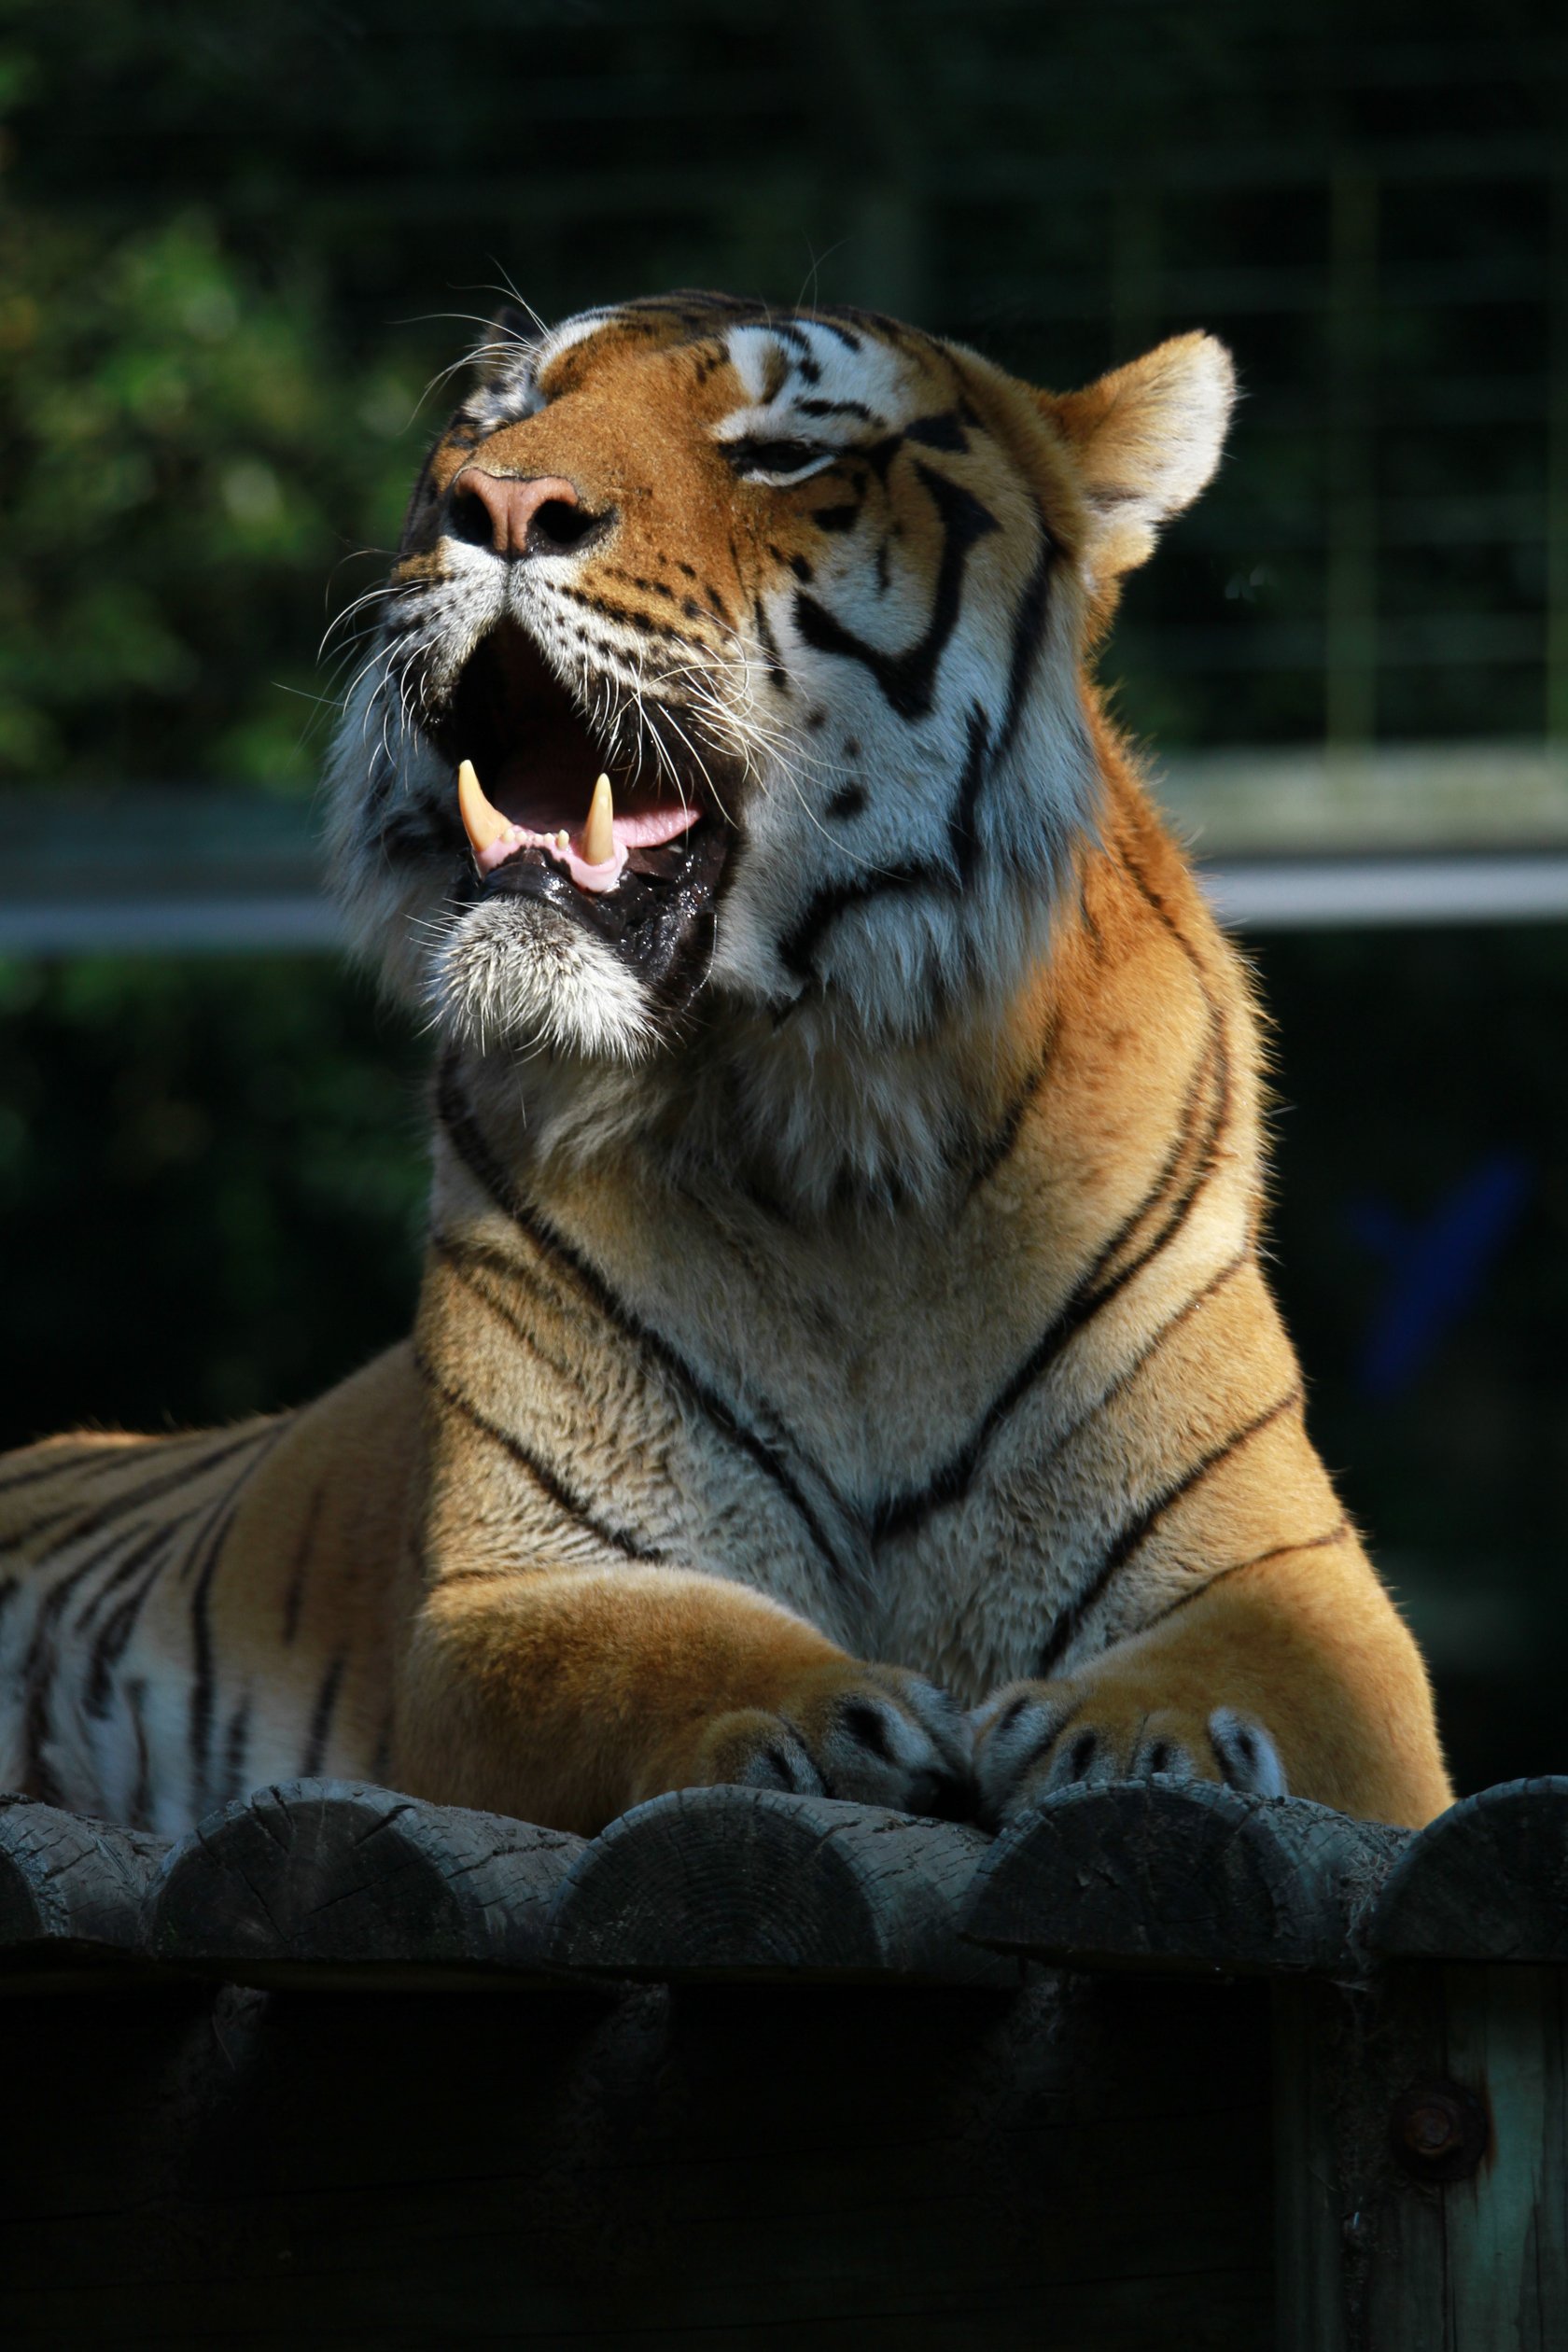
[
  {"x1": 427, "y1": 891, "x2": 662, "y2": 1063},
  {"x1": 423, "y1": 805, "x2": 734, "y2": 1061}
]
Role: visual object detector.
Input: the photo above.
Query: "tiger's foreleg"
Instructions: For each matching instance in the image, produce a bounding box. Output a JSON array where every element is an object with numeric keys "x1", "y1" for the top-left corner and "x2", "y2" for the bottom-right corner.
[
  {"x1": 393, "y1": 1563, "x2": 973, "y2": 1837},
  {"x1": 973, "y1": 1536, "x2": 1452, "y2": 1831}
]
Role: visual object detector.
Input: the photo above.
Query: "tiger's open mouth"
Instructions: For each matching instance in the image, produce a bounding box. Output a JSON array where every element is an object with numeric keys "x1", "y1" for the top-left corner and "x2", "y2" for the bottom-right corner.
[{"x1": 428, "y1": 620, "x2": 733, "y2": 993}]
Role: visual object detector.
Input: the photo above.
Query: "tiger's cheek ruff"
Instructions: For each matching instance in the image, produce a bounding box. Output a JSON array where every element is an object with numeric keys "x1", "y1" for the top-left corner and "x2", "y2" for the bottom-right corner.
[
  {"x1": 707, "y1": 547, "x2": 1100, "y2": 1040},
  {"x1": 326, "y1": 701, "x2": 463, "y2": 1008}
]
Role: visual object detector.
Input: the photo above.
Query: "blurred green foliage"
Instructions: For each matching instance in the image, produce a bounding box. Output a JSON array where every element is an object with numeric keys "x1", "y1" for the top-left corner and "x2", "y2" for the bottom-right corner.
[
  {"x1": 0, "y1": 205, "x2": 418, "y2": 788},
  {"x1": 0, "y1": 950, "x2": 426, "y2": 1436}
]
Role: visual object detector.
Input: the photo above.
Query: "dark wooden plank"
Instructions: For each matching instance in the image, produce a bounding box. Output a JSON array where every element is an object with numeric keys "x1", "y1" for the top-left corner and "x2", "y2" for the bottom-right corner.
[
  {"x1": 1440, "y1": 1962, "x2": 1568, "y2": 2349},
  {"x1": 1269, "y1": 1951, "x2": 1568, "y2": 2351},
  {"x1": 148, "y1": 1778, "x2": 585, "y2": 1987},
  {"x1": 1365, "y1": 1776, "x2": 1568, "y2": 1962},
  {"x1": 960, "y1": 1779, "x2": 1407, "y2": 1976},
  {"x1": 549, "y1": 1785, "x2": 1011, "y2": 1983},
  {"x1": 0, "y1": 1974, "x2": 1274, "y2": 2346},
  {"x1": 1332, "y1": 1959, "x2": 1568, "y2": 2352},
  {"x1": 1270, "y1": 1980, "x2": 1351, "y2": 2352},
  {"x1": 0, "y1": 1793, "x2": 165, "y2": 1985}
]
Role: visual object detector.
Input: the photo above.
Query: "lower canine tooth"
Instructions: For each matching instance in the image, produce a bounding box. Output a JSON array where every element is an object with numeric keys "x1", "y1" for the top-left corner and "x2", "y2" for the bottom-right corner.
[
  {"x1": 582, "y1": 772, "x2": 615, "y2": 866},
  {"x1": 456, "y1": 759, "x2": 511, "y2": 858}
]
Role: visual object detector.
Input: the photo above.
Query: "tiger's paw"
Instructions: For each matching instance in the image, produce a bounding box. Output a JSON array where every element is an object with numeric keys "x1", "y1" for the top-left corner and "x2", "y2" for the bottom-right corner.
[
  {"x1": 972, "y1": 1677, "x2": 1286, "y2": 1829},
  {"x1": 666, "y1": 1663, "x2": 976, "y2": 1821}
]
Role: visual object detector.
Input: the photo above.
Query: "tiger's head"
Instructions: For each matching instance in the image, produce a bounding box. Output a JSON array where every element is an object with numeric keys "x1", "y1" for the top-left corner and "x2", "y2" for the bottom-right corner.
[{"x1": 329, "y1": 291, "x2": 1233, "y2": 1067}]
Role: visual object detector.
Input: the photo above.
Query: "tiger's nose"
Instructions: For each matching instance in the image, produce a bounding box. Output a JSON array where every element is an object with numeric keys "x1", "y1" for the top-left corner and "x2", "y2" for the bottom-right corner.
[{"x1": 448, "y1": 470, "x2": 610, "y2": 557}]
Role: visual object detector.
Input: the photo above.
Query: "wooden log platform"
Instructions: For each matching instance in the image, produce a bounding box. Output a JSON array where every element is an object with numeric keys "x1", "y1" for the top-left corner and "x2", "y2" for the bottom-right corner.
[{"x1": 0, "y1": 1772, "x2": 1562, "y2": 2348}]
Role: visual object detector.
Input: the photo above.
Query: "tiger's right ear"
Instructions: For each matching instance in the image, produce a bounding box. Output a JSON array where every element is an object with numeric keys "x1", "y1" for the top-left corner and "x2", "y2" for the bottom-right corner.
[{"x1": 1042, "y1": 331, "x2": 1236, "y2": 581}]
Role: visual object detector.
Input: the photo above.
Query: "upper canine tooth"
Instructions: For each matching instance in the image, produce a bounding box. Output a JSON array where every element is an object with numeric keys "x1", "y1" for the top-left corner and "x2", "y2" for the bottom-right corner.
[
  {"x1": 582, "y1": 772, "x2": 615, "y2": 866},
  {"x1": 456, "y1": 759, "x2": 511, "y2": 858}
]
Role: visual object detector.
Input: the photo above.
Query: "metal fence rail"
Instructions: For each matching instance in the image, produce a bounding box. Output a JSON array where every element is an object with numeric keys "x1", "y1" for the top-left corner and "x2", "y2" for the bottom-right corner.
[{"x1": 4, "y1": 745, "x2": 1566, "y2": 952}]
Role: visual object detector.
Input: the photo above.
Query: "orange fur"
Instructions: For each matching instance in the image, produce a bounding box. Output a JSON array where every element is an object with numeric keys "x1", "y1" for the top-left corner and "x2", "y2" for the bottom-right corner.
[{"x1": 0, "y1": 295, "x2": 1450, "y2": 1836}]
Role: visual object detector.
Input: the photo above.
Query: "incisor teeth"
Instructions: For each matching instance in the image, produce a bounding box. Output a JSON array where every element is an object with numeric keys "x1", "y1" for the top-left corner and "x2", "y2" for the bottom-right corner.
[
  {"x1": 456, "y1": 759, "x2": 511, "y2": 858},
  {"x1": 582, "y1": 772, "x2": 615, "y2": 866}
]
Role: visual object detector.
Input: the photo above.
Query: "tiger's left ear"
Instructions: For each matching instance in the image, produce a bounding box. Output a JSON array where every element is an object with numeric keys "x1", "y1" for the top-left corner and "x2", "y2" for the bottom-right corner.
[{"x1": 1042, "y1": 331, "x2": 1236, "y2": 580}]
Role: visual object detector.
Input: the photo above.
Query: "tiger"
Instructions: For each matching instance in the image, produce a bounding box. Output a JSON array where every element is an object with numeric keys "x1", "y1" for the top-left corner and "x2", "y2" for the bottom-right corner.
[{"x1": 0, "y1": 289, "x2": 1452, "y2": 1841}]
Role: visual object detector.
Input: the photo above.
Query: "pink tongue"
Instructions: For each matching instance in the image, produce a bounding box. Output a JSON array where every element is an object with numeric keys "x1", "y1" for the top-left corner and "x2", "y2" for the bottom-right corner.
[{"x1": 478, "y1": 801, "x2": 699, "y2": 893}]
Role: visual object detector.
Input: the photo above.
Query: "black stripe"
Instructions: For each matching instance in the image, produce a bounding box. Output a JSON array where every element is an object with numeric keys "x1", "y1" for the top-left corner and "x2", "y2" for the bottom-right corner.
[
  {"x1": 76, "y1": 1496, "x2": 205, "y2": 1635},
  {"x1": 414, "y1": 1348, "x2": 665, "y2": 1564},
  {"x1": 1036, "y1": 1385, "x2": 1305, "y2": 1677},
  {"x1": 555, "y1": 582, "x2": 706, "y2": 654},
  {"x1": 799, "y1": 397, "x2": 875, "y2": 422},
  {"x1": 436, "y1": 1063, "x2": 858, "y2": 1589},
  {"x1": 811, "y1": 301, "x2": 924, "y2": 350},
  {"x1": 946, "y1": 702, "x2": 994, "y2": 882},
  {"x1": 801, "y1": 314, "x2": 863, "y2": 352},
  {"x1": 19, "y1": 1518, "x2": 169, "y2": 1803},
  {"x1": 6, "y1": 1422, "x2": 279, "y2": 1561},
  {"x1": 777, "y1": 703, "x2": 991, "y2": 985},
  {"x1": 622, "y1": 290, "x2": 758, "y2": 320},
  {"x1": 84, "y1": 1534, "x2": 183, "y2": 1719},
  {"x1": 1117, "y1": 833, "x2": 1213, "y2": 987},
  {"x1": 876, "y1": 1022, "x2": 1226, "y2": 1539},
  {"x1": 1030, "y1": 1028, "x2": 1231, "y2": 1372},
  {"x1": 777, "y1": 853, "x2": 948, "y2": 986},
  {"x1": 903, "y1": 410, "x2": 968, "y2": 452},
  {"x1": 125, "y1": 1678, "x2": 154, "y2": 1830},
  {"x1": 378, "y1": 800, "x2": 464, "y2": 872},
  {"x1": 281, "y1": 1483, "x2": 329, "y2": 1646},
  {"x1": 961, "y1": 1087, "x2": 1039, "y2": 1202},
  {"x1": 220, "y1": 1694, "x2": 253, "y2": 1805},
  {"x1": 959, "y1": 1017, "x2": 1057, "y2": 1204},
  {"x1": 0, "y1": 1448, "x2": 135, "y2": 1504},
  {"x1": 791, "y1": 463, "x2": 1000, "y2": 721},
  {"x1": 1081, "y1": 1250, "x2": 1251, "y2": 1422},
  {"x1": 1140, "y1": 1521, "x2": 1352, "y2": 1633},
  {"x1": 993, "y1": 511, "x2": 1055, "y2": 764},
  {"x1": 767, "y1": 319, "x2": 821, "y2": 382},
  {"x1": 0, "y1": 1422, "x2": 223, "y2": 1505},
  {"x1": 1010, "y1": 1250, "x2": 1252, "y2": 1513},
  {"x1": 434, "y1": 1234, "x2": 606, "y2": 1389},
  {"x1": 1078, "y1": 871, "x2": 1106, "y2": 959},
  {"x1": 753, "y1": 596, "x2": 790, "y2": 692},
  {"x1": 825, "y1": 781, "x2": 868, "y2": 823},
  {"x1": 301, "y1": 1651, "x2": 347, "y2": 1780},
  {"x1": 187, "y1": 1421, "x2": 293, "y2": 1810}
]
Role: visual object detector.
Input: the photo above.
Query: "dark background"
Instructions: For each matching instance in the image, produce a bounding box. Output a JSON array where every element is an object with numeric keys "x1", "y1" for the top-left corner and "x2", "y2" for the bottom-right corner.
[{"x1": 2, "y1": 0, "x2": 1564, "y2": 1793}]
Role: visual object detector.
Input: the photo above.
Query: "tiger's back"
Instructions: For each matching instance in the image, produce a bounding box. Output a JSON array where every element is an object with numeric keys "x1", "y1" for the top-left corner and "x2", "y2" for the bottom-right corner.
[{"x1": 0, "y1": 1349, "x2": 418, "y2": 1831}]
